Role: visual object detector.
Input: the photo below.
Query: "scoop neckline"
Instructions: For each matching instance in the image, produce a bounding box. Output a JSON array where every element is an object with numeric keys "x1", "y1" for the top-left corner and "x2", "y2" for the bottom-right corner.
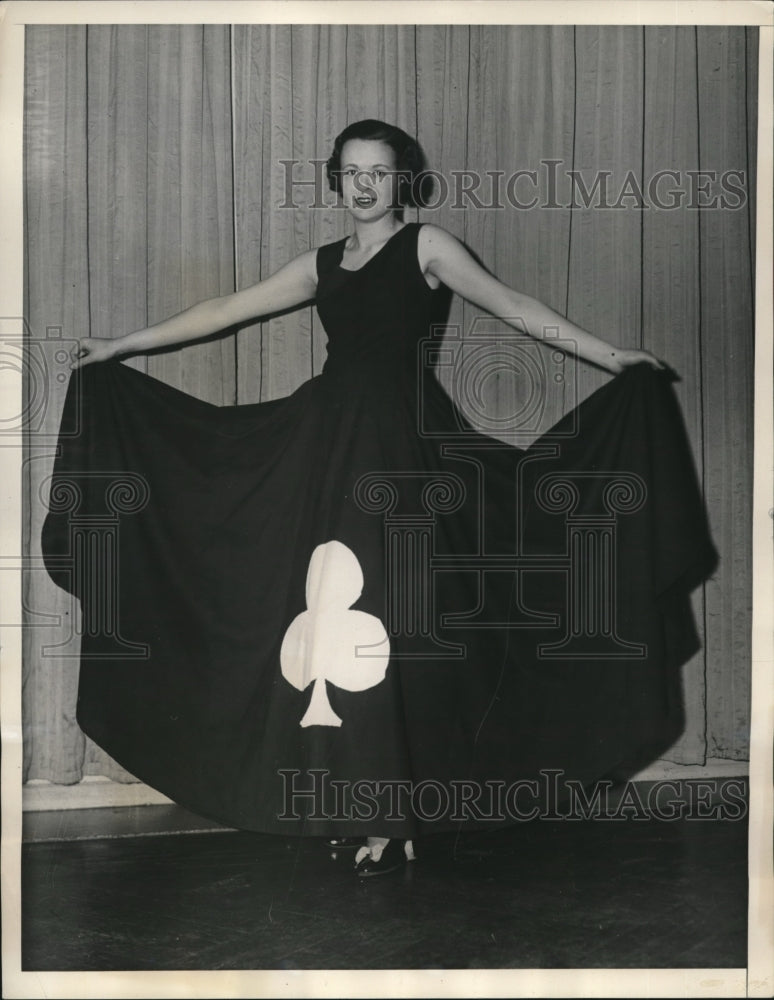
[{"x1": 336, "y1": 223, "x2": 414, "y2": 273}]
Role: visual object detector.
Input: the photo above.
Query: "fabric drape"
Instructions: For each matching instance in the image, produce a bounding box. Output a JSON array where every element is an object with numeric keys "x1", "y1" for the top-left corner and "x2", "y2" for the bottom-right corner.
[
  {"x1": 40, "y1": 231, "x2": 718, "y2": 835},
  {"x1": 23, "y1": 24, "x2": 756, "y2": 786}
]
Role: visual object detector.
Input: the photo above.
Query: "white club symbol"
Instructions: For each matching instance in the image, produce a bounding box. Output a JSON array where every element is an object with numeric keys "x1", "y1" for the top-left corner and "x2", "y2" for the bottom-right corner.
[{"x1": 280, "y1": 541, "x2": 390, "y2": 727}]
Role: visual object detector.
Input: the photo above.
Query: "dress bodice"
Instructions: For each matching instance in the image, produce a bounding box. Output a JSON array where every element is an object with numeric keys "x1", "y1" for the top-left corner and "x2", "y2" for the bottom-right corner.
[{"x1": 315, "y1": 222, "x2": 450, "y2": 380}]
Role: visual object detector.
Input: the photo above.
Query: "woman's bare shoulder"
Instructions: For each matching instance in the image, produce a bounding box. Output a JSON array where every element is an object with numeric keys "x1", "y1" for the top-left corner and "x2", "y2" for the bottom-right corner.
[
  {"x1": 417, "y1": 222, "x2": 467, "y2": 254},
  {"x1": 417, "y1": 223, "x2": 470, "y2": 271},
  {"x1": 417, "y1": 222, "x2": 457, "y2": 244}
]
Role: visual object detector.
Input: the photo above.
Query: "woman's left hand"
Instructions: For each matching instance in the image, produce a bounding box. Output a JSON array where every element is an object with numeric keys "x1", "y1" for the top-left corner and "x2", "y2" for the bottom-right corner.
[{"x1": 607, "y1": 348, "x2": 666, "y2": 375}]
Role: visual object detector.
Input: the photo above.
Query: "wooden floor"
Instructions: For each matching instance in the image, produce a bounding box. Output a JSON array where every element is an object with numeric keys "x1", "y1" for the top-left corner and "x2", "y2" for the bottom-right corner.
[{"x1": 22, "y1": 811, "x2": 747, "y2": 970}]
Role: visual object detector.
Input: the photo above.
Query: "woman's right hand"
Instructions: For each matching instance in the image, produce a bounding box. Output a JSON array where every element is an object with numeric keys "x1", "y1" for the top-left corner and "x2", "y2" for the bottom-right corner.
[{"x1": 69, "y1": 337, "x2": 118, "y2": 370}]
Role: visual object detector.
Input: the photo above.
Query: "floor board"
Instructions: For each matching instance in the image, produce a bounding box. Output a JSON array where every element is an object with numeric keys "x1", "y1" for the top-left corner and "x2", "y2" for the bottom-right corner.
[{"x1": 22, "y1": 815, "x2": 747, "y2": 970}]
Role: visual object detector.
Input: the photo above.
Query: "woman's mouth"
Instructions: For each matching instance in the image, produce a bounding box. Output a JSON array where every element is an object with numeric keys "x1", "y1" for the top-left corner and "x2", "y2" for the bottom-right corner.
[{"x1": 354, "y1": 194, "x2": 376, "y2": 207}]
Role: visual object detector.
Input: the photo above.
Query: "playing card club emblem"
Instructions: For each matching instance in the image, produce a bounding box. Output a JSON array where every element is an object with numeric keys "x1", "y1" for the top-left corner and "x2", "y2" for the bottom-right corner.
[{"x1": 280, "y1": 541, "x2": 390, "y2": 727}]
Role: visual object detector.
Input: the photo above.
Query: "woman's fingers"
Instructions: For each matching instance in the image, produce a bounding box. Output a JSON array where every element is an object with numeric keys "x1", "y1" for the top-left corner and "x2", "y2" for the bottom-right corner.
[
  {"x1": 639, "y1": 349, "x2": 665, "y2": 369},
  {"x1": 69, "y1": 338, "x2": 116, "y2": 369},
  {"x1": 69, "y1": 341, "x2": 90, "y2": 370},
  {"x1": 625, "y1": 350, "x2": 666, "y2": 371}
]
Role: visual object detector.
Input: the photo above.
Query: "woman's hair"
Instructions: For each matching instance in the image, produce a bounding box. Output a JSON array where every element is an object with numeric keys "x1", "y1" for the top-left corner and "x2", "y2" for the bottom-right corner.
[{"x1": 326, "y1": 119, "x2": 433, "y2": 209}]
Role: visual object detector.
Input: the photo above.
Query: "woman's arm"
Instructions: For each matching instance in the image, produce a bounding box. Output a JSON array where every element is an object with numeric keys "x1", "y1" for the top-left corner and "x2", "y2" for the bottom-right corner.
[
  {"x1": 70, "y1": 249, "x2": 319, "y2": 369},
  {"x1": 419, "y1": 225, "x2": 664, "y2": 375}
]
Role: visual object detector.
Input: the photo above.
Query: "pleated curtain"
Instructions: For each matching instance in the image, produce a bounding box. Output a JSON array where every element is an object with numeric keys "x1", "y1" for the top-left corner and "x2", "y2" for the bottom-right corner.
[{"x1": 23, "y1": 24, "x2": 756, "y2": 785}]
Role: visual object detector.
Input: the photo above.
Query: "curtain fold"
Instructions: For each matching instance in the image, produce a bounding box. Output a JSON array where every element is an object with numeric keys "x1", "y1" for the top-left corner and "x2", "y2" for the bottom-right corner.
[
  {"x1": 24, "y1": 25, "x2": 90, "y2": 782},
  {"x1": 641, "y1": 26, "x2": 705, "y2": 762},
  {"x1": 23, "y1": 24, "x2": 756, "y2": 785},
  {"x1": 696, "y1": 27, "x2": 755, "y2": 760}
]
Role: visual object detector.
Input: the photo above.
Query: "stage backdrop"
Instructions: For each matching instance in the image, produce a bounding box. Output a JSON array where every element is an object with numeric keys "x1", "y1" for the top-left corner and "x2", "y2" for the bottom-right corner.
[{"x1": 23, "y1": 24, "x2": 756, "y2": 788}]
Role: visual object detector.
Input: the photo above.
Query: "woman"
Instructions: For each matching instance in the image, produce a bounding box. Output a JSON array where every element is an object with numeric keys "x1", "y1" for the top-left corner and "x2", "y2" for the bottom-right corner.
[
  {"x1": 71, "y1": 120, "x2": 662, "y2": 376},
  {"x1": 58, "y1": 121, "x2": 700, "y2": 878}
]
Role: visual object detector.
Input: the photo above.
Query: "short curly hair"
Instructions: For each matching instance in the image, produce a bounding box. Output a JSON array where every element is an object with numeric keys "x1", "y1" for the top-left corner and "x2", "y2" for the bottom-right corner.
[{"x1": 326, "y1": 119, "x2": 432, "y2": 209}]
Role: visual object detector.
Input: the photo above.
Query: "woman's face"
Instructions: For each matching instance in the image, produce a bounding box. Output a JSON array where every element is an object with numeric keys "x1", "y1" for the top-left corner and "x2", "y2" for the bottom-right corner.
[{"x1": 338, "y1": 138, "x2": 400, "y2": 220}]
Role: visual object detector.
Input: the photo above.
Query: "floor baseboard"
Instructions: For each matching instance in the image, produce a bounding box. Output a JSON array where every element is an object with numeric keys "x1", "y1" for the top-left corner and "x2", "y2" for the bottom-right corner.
[
  {"x1": 23, "y1": 776, "x2": 173, "y2": 812},
  {"x1": 23, "y1": 803, "x2": 231, "y2": 843}
]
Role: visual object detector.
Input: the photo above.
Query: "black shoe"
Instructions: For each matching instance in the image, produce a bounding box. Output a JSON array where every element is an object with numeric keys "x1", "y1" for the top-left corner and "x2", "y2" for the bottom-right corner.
[
  {"x1": 354, "y1": 839, "x2": 414, "y2": 877},
  {"x1": 325, "y1": 836, "x2": 365, "y2": 849}
]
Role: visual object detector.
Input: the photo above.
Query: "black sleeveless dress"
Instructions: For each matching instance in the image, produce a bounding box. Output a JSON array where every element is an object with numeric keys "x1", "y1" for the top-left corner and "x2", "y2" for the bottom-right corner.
[{"x1": 42, "y1": 222, "x2": 717, "y2": 837}]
